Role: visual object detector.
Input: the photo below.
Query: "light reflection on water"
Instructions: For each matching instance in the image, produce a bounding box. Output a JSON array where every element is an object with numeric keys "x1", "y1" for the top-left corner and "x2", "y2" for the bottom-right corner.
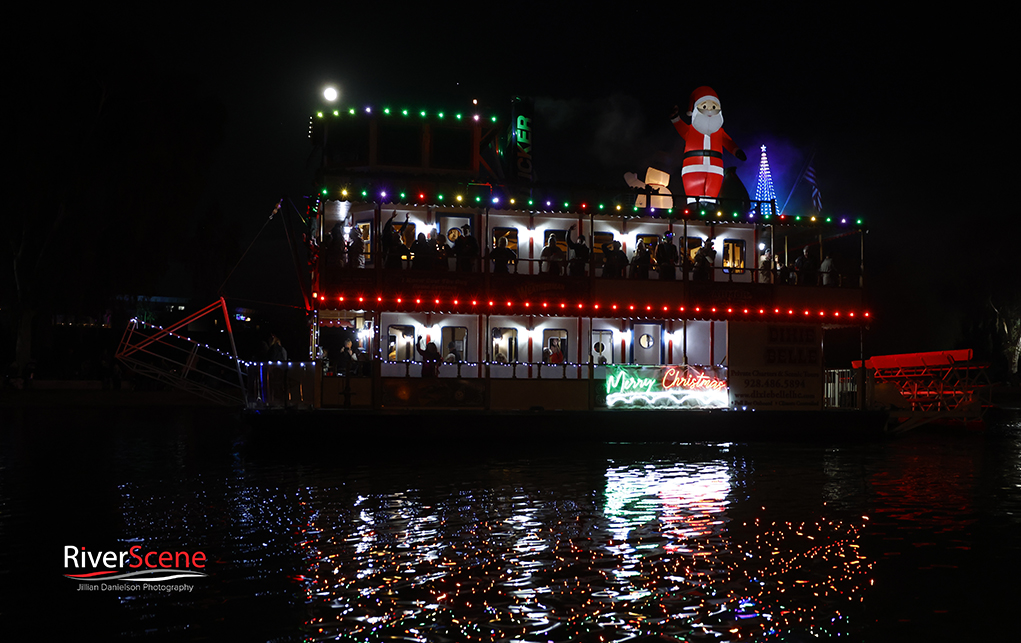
[{"x1": 2, "y1": 408, "x2": 1020, "y2": 641}]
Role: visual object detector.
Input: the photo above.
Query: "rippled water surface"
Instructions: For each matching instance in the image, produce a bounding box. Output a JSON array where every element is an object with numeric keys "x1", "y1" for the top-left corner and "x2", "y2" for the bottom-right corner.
[{"x1": 2, "y1": 406, "x2": 1019, "y2": 641}]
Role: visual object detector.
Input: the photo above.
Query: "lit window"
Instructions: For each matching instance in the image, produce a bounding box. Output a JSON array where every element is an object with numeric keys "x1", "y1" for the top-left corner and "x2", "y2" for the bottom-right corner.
[
  {"x1": 722, "y1": 239, "x2": 746, "y2": 274},
  {"x1": 387, "y1": 325, "x2": 415, "y2": 361},
  {"x1": 491, "y1": 327, "x2": 517, "y2": 363}
]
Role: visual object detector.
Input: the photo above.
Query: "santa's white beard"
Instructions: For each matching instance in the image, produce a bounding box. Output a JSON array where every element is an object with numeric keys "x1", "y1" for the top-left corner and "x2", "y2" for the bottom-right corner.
[{"x1": 691, "y1": 110, "x2": 724, "y2": 135}]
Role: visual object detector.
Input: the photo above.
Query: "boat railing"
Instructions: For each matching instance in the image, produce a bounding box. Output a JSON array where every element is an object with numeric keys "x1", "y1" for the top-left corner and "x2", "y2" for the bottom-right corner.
[
  {"x1": 245, "y1": 361, "x2": 316, "y2": 409},
  {"x1": 322, "y1": 257, "x2": 861, "y2": 287},
  {"x1": 824, "y1": 368, "x2": 861, "y2": 409}
]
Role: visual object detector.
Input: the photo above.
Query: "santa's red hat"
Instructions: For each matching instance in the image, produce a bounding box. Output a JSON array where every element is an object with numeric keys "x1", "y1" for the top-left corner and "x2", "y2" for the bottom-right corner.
[{"x1": 688, "y1": 86, "x2": 719, "y2": 114}]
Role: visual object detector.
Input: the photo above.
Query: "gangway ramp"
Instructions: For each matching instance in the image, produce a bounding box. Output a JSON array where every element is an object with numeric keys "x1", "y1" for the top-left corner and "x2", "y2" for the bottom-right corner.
[{"x1": 115, "y1": 298, "x2": 246, "y2": 406}]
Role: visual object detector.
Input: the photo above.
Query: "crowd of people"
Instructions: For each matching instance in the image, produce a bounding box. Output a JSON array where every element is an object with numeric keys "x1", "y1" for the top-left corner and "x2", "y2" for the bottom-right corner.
[
  {"x1": 326, "y1": 214, "x2": 846, "y2": 285},
  {"x1": 758, "y1": 248, "x2": 841, "y2": 286}
]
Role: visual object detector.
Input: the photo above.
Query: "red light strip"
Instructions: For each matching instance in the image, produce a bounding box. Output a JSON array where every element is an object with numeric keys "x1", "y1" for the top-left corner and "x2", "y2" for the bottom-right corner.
[{"x1": 322, "y1": 294, "x2": 870, "y2": 320}]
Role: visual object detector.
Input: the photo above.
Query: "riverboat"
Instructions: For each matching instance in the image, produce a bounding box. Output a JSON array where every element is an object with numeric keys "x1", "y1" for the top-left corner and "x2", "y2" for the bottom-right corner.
[
  {"x1": 233, "y1": 96, "x2": 886, "y2": 436},
  {"x1": 115, "y1": 94, "x2": 901, "y2": 438}
]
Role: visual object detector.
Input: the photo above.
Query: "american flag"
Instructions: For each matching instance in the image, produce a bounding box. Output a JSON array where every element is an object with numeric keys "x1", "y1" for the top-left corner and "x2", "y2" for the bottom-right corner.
[{"x1": 804, "y1": 165, "x2": 822, "y2": 213}]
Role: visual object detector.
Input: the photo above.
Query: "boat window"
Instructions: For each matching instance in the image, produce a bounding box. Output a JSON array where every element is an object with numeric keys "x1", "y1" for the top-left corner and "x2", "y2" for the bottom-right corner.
[
  {"x1": 542, "y1": 329, "x2": 568, "y2": 363},
  {"x1": 591, "y1": 330, "x2": 613, "y2": 364},
  {"x1": 441, "y1": 326, "x2": 468, "y2": 363},
  {"x1": 722, "y1": 238, "x2": 746, "y2": 274},
  {"x1": 491, "y1": 227, "x2": 518, "y2": 252},
  {"x1": 438, "y1": 214, "x2": 472, "y2": 244},
  {"x1": 491, "y1": 327, "x2": 517, "y2": 363},
  {"x1": 388, "y1": 325, "x2": 416, "y2": 361},
  {"x1": 636, "y1": 233, "x2": 660, "y2": 249}
]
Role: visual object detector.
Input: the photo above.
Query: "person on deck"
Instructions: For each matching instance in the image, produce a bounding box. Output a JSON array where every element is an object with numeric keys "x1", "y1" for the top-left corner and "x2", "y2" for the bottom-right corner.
[
  {"x1": 759, "y1": 249, "x2": 773, "y2": 284},
  {"x1": 410, "y1": 233, "x2": 435, "y2": 270},
  {"x1": 268, "y1": 335, "x2": 287, "y2": 362},
  {"x1": 543, "y1": 338, "x2": 564, "y2": 364},
  {"x1": 819, "y1": 252, "x2": 837, "y2": 286},
  {"x1": 445, "y1": 341, "x2": 462, "y2": 363},
  {"x1": 489, "y1": 237, "x2": 517, "y2": 274},
  {"x1": 630, "y1": 241, "x2": 652, "y2": 279},
  {"x1": 693, "y1": 239, "x2": 716, "y2": 281},
  {"x1": 416, "y1": 338, "x2": 441, "y2": 378},
  {"x1": 336, "y1": 338, "x2": 359, "y2": 376},
  {"x1": 347, "y1": 226, "x2": 365, "y2": 269},
  {"x1": 539, "y1": 234, "x2": 565, "y2": 276},
  {"x1": 431, "y1": 231, "x2": 451, "y2": 271},
  {"x1": 795, "y1": 247, "x2": 817, "y2": 286},
  {"x1": 656, "y1": 233, "x2": 679, "y2": 280},
  {"x1": 382, "y1": 211, "x2": 410, "y2": 269},
  {"x1": 566, "y1": 225, "x2": 590, "y2": 277},
  {"x1": 453, "y1": 224, "x2": 480, "y2": 272},
  {"x1": 601, "y1": 240, "x2": 628, "y2": 279}
]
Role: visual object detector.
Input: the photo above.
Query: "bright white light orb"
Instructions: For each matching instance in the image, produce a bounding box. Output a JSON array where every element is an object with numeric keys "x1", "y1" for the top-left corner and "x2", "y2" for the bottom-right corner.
[{"x1": 323, "y1": 87, "x2": 338, "y2": 102}]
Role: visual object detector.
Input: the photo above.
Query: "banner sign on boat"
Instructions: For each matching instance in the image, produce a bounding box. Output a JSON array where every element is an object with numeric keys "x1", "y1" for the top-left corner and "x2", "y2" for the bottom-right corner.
[
  {"x1": 508, "y1": 96, "x2": 534, "y2": 183},
  {"x1": 727, "y1": 322, "x2": 823, "y2": 410},
  {"x1": 605, "y1": 365, "x2": 729, "y2": 409}
]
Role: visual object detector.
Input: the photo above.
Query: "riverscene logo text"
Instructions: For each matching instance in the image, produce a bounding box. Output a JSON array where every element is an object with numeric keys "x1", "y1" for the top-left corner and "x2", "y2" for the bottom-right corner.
[{"x1": 64, "y1": 545, "x2": 209, "y2": 582}]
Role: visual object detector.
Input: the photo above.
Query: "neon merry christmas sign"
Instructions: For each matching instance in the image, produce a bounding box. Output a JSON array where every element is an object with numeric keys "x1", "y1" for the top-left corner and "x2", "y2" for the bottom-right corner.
[{"x1": 605, "y1": 365, "x2": 729, "y2": 409}]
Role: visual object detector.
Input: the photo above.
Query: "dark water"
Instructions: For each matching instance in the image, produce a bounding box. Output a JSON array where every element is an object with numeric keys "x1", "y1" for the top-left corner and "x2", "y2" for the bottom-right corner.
[{"x1": 1, "y1": 406, "x2": 1019, "y2": 641}]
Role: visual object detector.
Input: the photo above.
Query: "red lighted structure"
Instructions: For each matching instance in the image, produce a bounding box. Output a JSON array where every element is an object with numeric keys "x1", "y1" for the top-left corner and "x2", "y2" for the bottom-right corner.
[{"x1": 854, "y1": 350, "x2": 991, "y2": 432}]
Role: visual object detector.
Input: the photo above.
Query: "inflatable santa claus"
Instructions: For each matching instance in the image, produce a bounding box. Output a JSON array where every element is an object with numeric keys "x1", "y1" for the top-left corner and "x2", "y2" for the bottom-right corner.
[{"x1": 671, "y1": 87, "x2": 746, "y2": 202}]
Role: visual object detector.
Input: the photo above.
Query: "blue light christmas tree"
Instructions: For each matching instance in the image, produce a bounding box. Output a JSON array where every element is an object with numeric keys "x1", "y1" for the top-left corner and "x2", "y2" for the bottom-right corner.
[{"x1": 754, "y1": 145, "x2": 777, "y2": 213}]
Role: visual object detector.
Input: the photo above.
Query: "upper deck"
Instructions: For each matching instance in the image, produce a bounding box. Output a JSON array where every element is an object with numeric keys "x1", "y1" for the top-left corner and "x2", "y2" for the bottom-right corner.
[
  {"x1": 310, "y1": 198, "x2": 867, "y2": 325},
  {"x1": 308, "y1": 99, "x2": 868, "y2": 324}
]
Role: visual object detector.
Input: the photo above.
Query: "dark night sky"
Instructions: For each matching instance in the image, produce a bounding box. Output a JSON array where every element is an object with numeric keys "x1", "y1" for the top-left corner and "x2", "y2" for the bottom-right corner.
[{"x1": 8, "y1": 5, "x2": 1015, "y2": 360}]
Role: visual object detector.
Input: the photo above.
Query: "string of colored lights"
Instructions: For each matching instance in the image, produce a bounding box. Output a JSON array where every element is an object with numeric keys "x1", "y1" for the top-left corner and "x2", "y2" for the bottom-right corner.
[
  {"x1": 315, "y1": 185, "x2": 862, "y2": 227},
  {"x1": 310, "y1": 105, "x2": 864, "y2": 226}
]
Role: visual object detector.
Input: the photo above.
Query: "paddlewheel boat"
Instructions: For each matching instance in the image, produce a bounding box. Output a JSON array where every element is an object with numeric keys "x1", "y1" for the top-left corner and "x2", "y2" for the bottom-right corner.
[
  {"x1": 260, "y1": 97, "x2": 877, "y2": 425},
  {"x1": 118, "y1": 96, "x2": 922, "y2": 437}
]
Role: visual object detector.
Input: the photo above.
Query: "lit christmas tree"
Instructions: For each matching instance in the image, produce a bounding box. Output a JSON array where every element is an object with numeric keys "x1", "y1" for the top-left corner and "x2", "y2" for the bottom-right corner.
[{"x1": 754, "y1": 145, "x2": 777, "y2": 214}]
